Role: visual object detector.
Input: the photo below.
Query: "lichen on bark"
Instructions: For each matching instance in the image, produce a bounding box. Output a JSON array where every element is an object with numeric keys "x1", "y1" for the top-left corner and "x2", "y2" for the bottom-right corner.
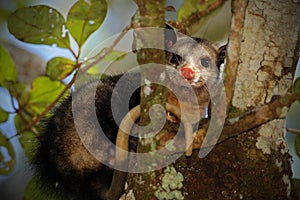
[{"x1": 232, "y1": 0, "x2": 299, "y2": 110}]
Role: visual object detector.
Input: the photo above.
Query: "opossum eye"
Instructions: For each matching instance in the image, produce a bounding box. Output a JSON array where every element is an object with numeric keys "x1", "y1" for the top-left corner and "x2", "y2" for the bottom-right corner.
[
  {"x1": 200, "y1": 56, "x2": 211, "y2": 68},
  {"x1": 169, "y1": 54, "x2": 183, "y2": 65}
]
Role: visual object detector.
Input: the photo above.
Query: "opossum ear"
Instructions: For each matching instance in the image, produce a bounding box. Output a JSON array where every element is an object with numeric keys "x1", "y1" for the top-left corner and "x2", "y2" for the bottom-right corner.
[
  {"x1": 217, "y1": 45, "x2": 227, "y2": 68},
  {"x1": 164, "y1": 24, "x2": 177, "y2": 50}
]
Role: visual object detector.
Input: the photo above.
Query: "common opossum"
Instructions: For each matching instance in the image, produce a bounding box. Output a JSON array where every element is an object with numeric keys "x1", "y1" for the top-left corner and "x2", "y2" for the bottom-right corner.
[{"x1": 32, "y1": 26, "x2": 226, "y2": 200}]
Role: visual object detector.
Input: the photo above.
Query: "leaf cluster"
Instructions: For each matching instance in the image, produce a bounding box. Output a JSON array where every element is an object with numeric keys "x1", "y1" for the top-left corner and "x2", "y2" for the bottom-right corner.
[{"x1": 0, "y1": 0, "x2": 112, "y2": 197}]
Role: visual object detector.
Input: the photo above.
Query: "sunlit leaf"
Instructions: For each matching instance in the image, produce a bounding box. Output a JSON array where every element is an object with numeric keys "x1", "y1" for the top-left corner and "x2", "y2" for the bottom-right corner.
[
  {"x1": 85, "y1": 49, "x2": 126, "y2": 74},
  {"x1": 103, "y1": 49, "x2": 127, "y2": 61},
  {"x1": 67, "y1": 0, "x2": 107, "y2": 47},
  {"x1": 24, "y1": 175, "x2": 64, "y2": 200},
  {"x1": 178, "y1": 0, "x2": 219, "y2": 21},
  {"x1": 0, "y1": 131, "x2": 16, "y2": 175},
  {"x1": 28, "y1": 76, "x2": 65, "y2": 115},
  {"x1": 19, "y1": 131, "x2": 38, "y2": 161},
  {"x1": 93, "y1": 48, "x2": 127, "y2": 62},
  {"x1": 87, "y1": 65, "x2": 100, "y2": 74},
  {"x1": 0, "y1": 107, "x2": 9, "y2": 123},
  {"x1": 0, "y1": 45, "x2": 17, "y2": 85},
  {"x1": 47, "y1": 57, "x2": 76, "y2": 80},
  {"x1": 8, "y1": 5, "x2": 70, "y2": 48},
  {"x1": 295, "y1": 135, "x2": 300, "y2": 158}
]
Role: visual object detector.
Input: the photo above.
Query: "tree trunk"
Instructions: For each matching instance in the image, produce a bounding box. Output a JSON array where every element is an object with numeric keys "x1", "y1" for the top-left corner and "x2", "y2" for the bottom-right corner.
[
  {"x1": 124, "y1": 0, "x2": 300, "y2": 199},
  {"x1": 126, "y1": 0, "x2": 168, "y2": 199}
]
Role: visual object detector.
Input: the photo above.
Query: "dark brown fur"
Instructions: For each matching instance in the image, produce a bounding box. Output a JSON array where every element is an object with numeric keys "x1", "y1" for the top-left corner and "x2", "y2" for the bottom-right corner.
[{"x1": 32, "y1": 27, "x2": 226, "y2": 200}]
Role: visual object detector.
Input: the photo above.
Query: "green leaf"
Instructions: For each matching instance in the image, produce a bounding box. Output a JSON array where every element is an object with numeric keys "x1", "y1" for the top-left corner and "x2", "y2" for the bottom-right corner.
[
  {"x1": 2, "y1": 81, "x2": 27, "y2": 99},
  {"x1": 19, "y1": 131, "x2": 38, "y2": 161},
  {"x1": 0, "y1": 131, "x2": 16, "y2": 175},
  {"x1": 92, "y1": 48, "x2": 127, "y2": 62},
  {"x1": 67, "y1": 0, "x2": 107, "y2": 47},
  {"x1": 292, "y1": 178, "x2": 300, "y2": 197},
  {"x1": 293, "y1": 77, "x2": 300, "y2": 94},
  {"x1": 295, "y1": 134, "x2": 300, "y2": 158},
  {"x1": 19, "y1": 91, "x2": 31, "y2": 109},
  {"x1": 14, "y1": 113, "x2": 31, "y2": 133},
  {"x1": 14, "y1": 114, "x2": 25, "y2": 133},
  {"x1": 86, "y1": 49, "x2": 126, "y2": 74},
  {"x1": 28, "y1": 76, "x2": 65, "y2": 115},
  {"x1": 46, "y1": 57, "x2": 76, "y2": 80},
  {"x1": 178, "y1": 0, "x2": 218, "y2": 21},
  {"x1": 24, "y1": 175, "x2": 64, "y2": 200},
  {"x1": 103, "y1": 49, "x2": 127, "y2": 61},
  {"x1": 0, "y1": 45, "x2": 17, "y2": 85},
  {"x1": 0, "y1": 8, "x2": 10, "y2": 21},
  {"x1": 8, "y1": 5, "x2": 70, "y2": 48},
  {"x1": 87, "y1": 65, "x2": 100, "y2": 74},
  {"x1": 0, "y1": 107, "x2": 9, "y2": 123}
]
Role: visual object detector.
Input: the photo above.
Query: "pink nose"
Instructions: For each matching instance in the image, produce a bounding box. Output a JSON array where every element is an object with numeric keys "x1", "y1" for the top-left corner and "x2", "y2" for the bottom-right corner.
[{"x1": 181, "y1": 66, "x2": 195, "y2": 80}]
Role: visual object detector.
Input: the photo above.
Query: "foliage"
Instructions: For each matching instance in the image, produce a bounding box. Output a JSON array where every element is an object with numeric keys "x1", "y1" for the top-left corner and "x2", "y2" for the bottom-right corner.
[
  {"x1": 293, "y1": 178, "x2": 300, "y2": 198},
  {"x1": 295, "y1": 135, "x2": 300, "y2": 158},
  {"x1": 292, "y1": 57, "x2": 300, "y2": 159},
  {"x1": 0, "y1": 131, "x2": 15, "y2": 175},
  {"x1": 0, "y1": 45, "x2": 17, "y2": 84},
  {"x1": 23, "y1": 175, "x2": 64, "y2": 200},
  {"x1": 0, "y1": 0, "x2": 299, "y2": 199},
  {"x1": 67, "y1": 0, "x2": 107, "y2": 47},
  {"x1": 0, "y1": 0, "x2": 112, "y2": 198},
  {"x1": 293, "y1": 77, "x2": 300, "y2": 95},
  {"x1": 177, "y1": 0, "x2": 222, "y2": 22},
  {"x1": 46, "y1": 57, "x2": 76, "y2": 81},
  {"x1": 8, "y1": 5, "x2": 70, "y2": 48},
  {"x1": 0, "y1": 107, "x2": 8, "y2": 123}
]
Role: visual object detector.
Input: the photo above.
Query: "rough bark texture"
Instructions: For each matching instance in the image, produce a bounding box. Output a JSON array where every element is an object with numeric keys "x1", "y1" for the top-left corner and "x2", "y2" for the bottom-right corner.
[
  {"x1": 123, "y1": 0, "x2": 300, "y2": 199},
  {"x1": 232, "y1": 0, "x2": 299, "y2": 109},
  {"x1": 179, "y1": 0, "x2": 300, "y2": 199},
  {"x1": 126, "y1": 1, "x2": 167, "y2": 199},
  {"x1": 224, "y1": 0, "x2": 249, "y2": 112}
]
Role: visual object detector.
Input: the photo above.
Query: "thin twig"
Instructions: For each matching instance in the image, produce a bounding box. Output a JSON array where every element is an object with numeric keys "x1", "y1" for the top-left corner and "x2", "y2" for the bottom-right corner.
[
  {"x1": 183, "y1": 0, "x2": 227, "y2": 30},
  {"x1": 78, "y1": 23, "x2": 133, "y2": 76},
  {"x1": 7, "y1": 23, "x2": 133, "y2": 141},
  {"x1": 7, "y1": 69, "x2": 79, "y2": 141},
  {"x1": 286, "y1": 128, "x2": 300, "y2": 135}
]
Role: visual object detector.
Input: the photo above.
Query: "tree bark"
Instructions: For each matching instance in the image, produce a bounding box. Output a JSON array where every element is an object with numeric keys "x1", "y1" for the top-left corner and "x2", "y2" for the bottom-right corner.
[
  {"x1": 126, "y1": 1, "x2": 168, "y2": 199},
  {"x1": 184, "y1": 0, "x2": 300, "y2": 199},
  {"x1": 124, "y1": 0, "x2": 300, "y2": 199}
]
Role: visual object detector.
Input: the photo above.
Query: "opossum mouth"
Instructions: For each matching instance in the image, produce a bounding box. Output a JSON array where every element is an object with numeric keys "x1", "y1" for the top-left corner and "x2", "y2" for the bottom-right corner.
[
  {"x1": 179, "y1": 72, "x2": 205, "y2": 88},
  {"x1": 166, "y1": 67, "x2": 210, "y2": 92}
]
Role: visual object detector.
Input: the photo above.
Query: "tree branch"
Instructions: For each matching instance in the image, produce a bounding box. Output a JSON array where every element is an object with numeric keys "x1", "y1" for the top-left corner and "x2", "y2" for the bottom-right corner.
[
  {"x1": 193, "y1": 92, "x2": 300, "y2": 148},
  {"x1": 7, "y1": 69, "x2": 79, "y2": 140},
  {"x1": 219, "y1": 92, "x2": 300, "y2": 141},
  {"x1": 183, "y1": 0, "x2": 227, "y2": 30},
  {"x1": 7, "y1": 23, "x2": 133, "y2": 141},
  {"x1": 78, "y1": 23, "x2": 133, "y2": 75},
  {"x1": 223, "y1": 0, "x2": 249, "y2": 114},
  {"x1": 286, "y1": 128, "x2": 300, "y2": 136}
]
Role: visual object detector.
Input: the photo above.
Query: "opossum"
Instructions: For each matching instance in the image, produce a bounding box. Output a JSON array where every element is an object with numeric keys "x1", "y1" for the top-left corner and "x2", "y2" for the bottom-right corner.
[{"x1": 32, "y1": 26, "x2": 226, "y2": 200}]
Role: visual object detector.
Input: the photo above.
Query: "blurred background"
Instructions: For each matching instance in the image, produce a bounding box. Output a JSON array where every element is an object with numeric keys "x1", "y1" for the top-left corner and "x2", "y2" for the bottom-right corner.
[{"x1": 0, "y1": 0, "x2": 298, "y2": 199}]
